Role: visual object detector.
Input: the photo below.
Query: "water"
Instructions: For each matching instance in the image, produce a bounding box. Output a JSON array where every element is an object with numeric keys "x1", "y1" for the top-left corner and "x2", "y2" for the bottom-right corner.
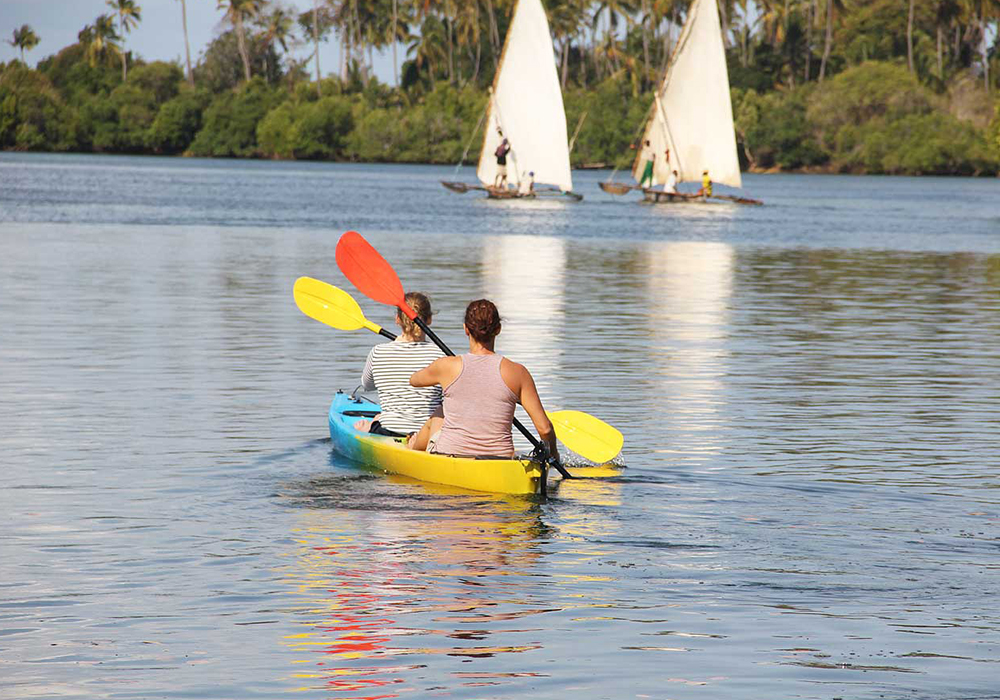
[{"x1": 1, "y1": 153, "x2": 998, "y2": 699}]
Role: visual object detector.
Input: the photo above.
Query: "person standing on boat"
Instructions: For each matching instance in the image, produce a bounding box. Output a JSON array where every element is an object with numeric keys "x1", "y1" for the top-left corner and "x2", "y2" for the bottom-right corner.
[
  {"x1": 407, "y1": 299, "x2": 558, "y2": 461},
  {"x1": 638, "y1": 140, "x2": 655, "y2": 188},
  {"x1": 663, "y1": 169, "x2": 679, "y2": 194},
  {"x1": 518, "y1": 170, "x2": 535, "y2": 195},
  {"x1": 698, "y1": 170, "x2": 713, "y2": 197},
  {"x1": 356, "y1": 292, "x2": 445, "y2": 437},
  {"x1": 494, "y1": 132, "x2": 511, "y2": 189}
]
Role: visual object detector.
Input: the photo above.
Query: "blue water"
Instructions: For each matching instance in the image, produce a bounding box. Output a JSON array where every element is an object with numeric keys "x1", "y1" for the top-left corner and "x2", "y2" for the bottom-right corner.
[{"x1": 1, "y1": 153, "x2": 999, "y2": 699}]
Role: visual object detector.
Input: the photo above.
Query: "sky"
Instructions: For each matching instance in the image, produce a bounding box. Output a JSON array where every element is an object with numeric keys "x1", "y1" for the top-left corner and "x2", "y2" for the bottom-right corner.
[{"x1": 1, "y1": 0, "x2": 396, "y2": 83}]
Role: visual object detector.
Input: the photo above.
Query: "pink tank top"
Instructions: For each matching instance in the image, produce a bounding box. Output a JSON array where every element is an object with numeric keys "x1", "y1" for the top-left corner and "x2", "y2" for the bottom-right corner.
[{"x1": 433, "y1": 354, "x2": 517, "y2": 457}]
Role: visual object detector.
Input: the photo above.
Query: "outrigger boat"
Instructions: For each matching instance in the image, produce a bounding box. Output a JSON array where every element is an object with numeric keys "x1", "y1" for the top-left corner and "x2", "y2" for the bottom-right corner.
[
  {"x1": 441, "y1": 0, "x2": 582, "y2": 202},
  {"x1": 599, "y1": 0, "x2": 762, "y2": 206}
]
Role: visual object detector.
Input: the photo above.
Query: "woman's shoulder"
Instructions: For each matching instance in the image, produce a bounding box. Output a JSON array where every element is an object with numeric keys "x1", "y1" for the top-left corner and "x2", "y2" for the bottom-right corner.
[{"x1": 498, "y1": 356, "x2": 530, "y2": 380}]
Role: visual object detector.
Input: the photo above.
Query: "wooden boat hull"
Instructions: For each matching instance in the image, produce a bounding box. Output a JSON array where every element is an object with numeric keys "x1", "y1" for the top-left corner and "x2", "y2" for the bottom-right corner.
[
  {"x1": 328, "y1": 392, "x2": 545, "y2": 495},
  {"x1": 598, "y1": 181, "x2": 635, "y2": 196},
  {"x1": 600, "y1": 181, "x2": 763, "y2": 205},
  {"x1": 441, "y1": 180, "x2": 473, "y2": 193},
  {"x1": 442, "y1": 182, "x2": 582, "y2": 202},
  {"x1": 642, "y1": 189, "x2": 704, "y2": 203}
]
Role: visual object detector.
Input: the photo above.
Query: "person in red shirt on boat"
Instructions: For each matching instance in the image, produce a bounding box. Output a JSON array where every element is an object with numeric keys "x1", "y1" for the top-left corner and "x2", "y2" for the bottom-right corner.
[{"x1": 407, "y1": 299, "x2": 558, "y2": 461}]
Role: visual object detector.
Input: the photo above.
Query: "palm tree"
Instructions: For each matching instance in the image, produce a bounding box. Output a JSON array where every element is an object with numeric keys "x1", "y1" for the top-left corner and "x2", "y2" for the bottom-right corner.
[
  {"x1": 818, "y1": 0, "x2": 843, "y2": 81},
  {"x1": 907, "y1": 0, "x2": 916, "y2": 72},
  {"x1": 731, "y1": 0, "x2": 759, "y2": 67},
  {"x1": 174, "y1": 0, "x2": 194, "y2": 86},
  {"x1": 971, "y1": 0, "x2": 1000, "y2": 90},
  {"x1": 592, "y1": 0, "x2": 638, "y2": 78},
  {"x1": 255, "y1": 6, "x2": 296, "y2": 80},
  {"x1": 218, "y1": 0, "x2": 265, "y2": 83},
  {"x1": 392, "y1": 0, "x2": 399, "y2": 85},
  {"x1": 257, "y1": 7, "x2": 296, "y2": 56},
  {"x1": 484, "y1": 0, "x2": 501, "y2": 66},
  {"x1": 8, "y1": 24, "x2": 40, "y2": 63},
  {"x1": 312, "y1": 0, "x2": 324, "y2": 93},
  {"x1": 107, "y1": 0, "x2": 142, "y2": 81},
  {"x1": 550, "y1": 0, "x2": 587, "y2": 89},
  {"x1": 407, "y1": 13, "x2": 448, "y2": 80},
  {"x1": 453, "y1": 1, "x2": 481, "y2": 83},
  {"x1": 79, "y1": 14, "x2": 121, "y2": 68},
  {"x1": 934, "y1": 0, "x2": 961, "y2": 79},
  {"x1": 373, "y1": 0, "x2": 412, "y2": 86}
]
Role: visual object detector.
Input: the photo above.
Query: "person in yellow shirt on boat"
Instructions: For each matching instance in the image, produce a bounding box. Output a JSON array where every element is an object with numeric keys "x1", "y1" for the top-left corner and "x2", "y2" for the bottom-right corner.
[
  {"x1": 407, "y1": 299, "x2": 558, "y2": 462},
  {"x1": 697, "y1": 170, "x2": 712, "y2": 197}
]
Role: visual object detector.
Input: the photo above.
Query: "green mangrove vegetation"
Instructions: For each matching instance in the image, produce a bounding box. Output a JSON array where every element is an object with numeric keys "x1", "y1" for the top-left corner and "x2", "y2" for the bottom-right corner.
[{"x1": 3, "y1": 0, "x2": 999, "y2": 175}]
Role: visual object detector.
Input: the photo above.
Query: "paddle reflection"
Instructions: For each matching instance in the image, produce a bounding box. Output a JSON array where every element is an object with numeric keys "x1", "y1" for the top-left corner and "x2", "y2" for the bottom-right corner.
[
  {"x1": 645, "y1": 241, "x2": 734, "y2": 460},
  {"x1": 279, "y1": 495, "x2": 551, "y2": 697}
]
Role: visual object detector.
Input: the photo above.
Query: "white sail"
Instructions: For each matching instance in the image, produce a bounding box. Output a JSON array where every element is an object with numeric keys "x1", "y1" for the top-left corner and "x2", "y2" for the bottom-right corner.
[
  {"x1": 632, "y1": 0, "x2": 742, "y2": 189},
  {"x1": 477, "y1": 0, "x2": 573, "y2": 192}
]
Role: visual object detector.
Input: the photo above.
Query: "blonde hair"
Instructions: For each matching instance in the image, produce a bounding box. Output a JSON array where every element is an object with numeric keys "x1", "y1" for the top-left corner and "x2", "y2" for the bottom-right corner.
[{"x1": 397, "y1": 292, "x2": 432, "y2": 335}]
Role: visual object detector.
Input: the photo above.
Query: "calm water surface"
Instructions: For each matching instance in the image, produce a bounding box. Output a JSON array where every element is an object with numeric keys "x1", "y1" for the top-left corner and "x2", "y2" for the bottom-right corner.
[{"x1": 1, "y1": 154, "x2": 999, "y2": 700}]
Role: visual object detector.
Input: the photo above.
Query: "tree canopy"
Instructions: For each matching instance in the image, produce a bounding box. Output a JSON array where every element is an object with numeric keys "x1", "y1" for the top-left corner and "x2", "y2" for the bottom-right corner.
[{"x1": 2, "y1": 0, "x2": 998, "y2": 173}]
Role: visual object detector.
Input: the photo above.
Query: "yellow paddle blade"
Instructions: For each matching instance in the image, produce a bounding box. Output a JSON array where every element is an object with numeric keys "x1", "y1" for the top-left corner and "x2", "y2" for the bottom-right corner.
[
  {"x1": 546, "y1": 410, "x2": 624, "y2": 464},
  {"x1": 293, "y1": 277, "x2": 384, "y2": 335}
]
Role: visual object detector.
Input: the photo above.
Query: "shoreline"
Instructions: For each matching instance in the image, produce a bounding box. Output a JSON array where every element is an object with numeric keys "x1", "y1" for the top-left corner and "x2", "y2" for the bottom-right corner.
[{"x1": 3, "y1": 149, "x2": 997, "y2": 178}]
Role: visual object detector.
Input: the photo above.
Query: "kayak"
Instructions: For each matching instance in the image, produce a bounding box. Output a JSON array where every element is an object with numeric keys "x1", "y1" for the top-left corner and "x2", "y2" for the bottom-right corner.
[{"x1": 327, "y1": 391, "x2": 546, "y2": 495}]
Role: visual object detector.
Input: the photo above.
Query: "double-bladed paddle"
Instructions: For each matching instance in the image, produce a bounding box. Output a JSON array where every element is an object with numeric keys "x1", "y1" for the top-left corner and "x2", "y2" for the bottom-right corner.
[
  {"x1": 333, "y1": 232, "x2": 623, "y2": 477},
  {"x1": 293, "y1": 275, "x2": 625, "y2": 466},
  {"x1": 293, "y1": 276, "x2": 394, "y2": 338}
]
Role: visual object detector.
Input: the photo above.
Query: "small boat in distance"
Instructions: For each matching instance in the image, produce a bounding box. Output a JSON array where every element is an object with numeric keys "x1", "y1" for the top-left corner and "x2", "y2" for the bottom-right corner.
[
  {"x1": 600, "y1": 0, "x2": 762, "y2": 206},
  {"x1": 441, "y1": 0, "x2": 583, "y2": 201}
]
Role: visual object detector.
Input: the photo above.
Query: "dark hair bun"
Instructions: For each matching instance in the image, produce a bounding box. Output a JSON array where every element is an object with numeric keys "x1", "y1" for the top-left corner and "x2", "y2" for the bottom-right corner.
[{"x1": 464, "y1": 299, "x2": 501, "y2": 343}]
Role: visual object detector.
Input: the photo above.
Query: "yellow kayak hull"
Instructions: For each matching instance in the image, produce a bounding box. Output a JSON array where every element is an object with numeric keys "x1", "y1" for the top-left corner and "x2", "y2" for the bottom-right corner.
[{"x1": 328, "y1": 393, "x2": 545, "y2": 495}]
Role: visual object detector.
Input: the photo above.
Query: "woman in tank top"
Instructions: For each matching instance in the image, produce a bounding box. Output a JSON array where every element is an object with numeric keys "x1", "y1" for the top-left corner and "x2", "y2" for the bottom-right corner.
[{"x1": 407, "y1": 299, "x2": 559, "y2": 461}]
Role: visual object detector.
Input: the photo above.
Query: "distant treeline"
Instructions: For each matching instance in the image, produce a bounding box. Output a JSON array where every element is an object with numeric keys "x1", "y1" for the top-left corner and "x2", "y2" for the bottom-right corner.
[{"x1": 3, "y1": 0, "x2": 999, "y2": 175}]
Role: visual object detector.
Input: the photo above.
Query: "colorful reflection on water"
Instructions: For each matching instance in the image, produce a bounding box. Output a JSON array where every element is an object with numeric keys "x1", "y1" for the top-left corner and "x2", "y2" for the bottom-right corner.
[{"x1": 277, "y1": 470, "x2": 625, "y2": 698}]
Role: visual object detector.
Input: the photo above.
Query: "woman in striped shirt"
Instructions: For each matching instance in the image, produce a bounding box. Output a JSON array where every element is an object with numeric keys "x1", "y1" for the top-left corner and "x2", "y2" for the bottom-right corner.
[{"x1": 357, "y1": 292, "x2": 445, "y2": 437}]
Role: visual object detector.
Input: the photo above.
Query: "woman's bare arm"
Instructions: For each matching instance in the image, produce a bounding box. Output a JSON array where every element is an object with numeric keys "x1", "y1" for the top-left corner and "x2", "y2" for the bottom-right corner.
[
  {"x1": 514, "y1": 363, "x2": 559, "y2": 462},
  {"x1": 410, "y1": 357, "x2": 445, "y2": 387},
  {"x1": 410, "y1": 356, "x2": 462, "y2": 389}
]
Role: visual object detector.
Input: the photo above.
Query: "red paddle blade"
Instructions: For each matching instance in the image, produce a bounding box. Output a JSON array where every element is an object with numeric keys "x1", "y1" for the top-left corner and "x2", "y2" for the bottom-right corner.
[{"x1": 335, "y1": 231, "x2": 416, "y2": 320}]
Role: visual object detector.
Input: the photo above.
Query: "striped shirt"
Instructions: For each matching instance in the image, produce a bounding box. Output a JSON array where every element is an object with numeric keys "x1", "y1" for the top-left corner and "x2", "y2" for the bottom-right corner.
[{"x1": 361, "y1": 341, "x2": 445, "y2": 433}]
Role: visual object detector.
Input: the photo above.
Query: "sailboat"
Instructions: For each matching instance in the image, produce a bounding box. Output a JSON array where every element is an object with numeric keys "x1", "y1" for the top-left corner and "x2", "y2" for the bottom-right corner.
[
  {"x1": 441, "y1": 0, "x2": 582, "y2": 201},
  {"x1": 599, "y1": 0, "x2": 761, "y2": 205}
]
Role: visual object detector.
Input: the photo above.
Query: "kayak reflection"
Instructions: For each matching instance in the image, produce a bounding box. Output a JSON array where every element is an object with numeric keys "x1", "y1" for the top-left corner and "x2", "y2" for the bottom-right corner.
[
  {"x1": 279, "y1": 492, "x2": 550, "y2": 697},
  {"x1": 278, "y1": 463, "x2": 625, "y2": 697}
]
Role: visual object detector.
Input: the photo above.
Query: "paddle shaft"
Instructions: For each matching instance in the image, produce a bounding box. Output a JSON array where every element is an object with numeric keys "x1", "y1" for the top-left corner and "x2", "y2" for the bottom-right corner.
[{"x1": 410, "y1": 316, "x2": 571, "y2": 480}]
